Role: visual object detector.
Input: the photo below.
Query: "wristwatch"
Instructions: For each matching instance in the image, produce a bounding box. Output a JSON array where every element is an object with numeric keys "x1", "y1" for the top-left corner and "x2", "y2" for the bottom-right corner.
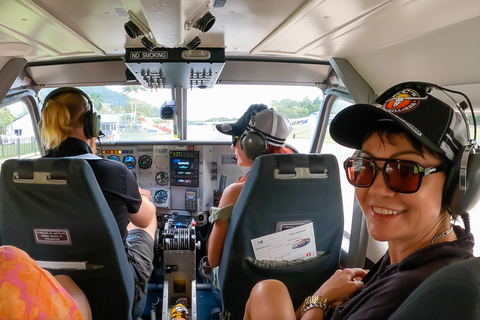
[{"x1": 301, "y1": 295, "x2": 331, "y2": 317}]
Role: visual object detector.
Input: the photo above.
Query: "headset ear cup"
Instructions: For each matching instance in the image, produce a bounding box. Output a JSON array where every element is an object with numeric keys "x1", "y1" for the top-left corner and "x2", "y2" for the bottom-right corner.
[
  {"x1": 242, "y1": 131, "x2": 267, "y2": 160},
  {"x1": 83, "y1": 108, "x2": 94, "y2": 139},
  {"x1": 450, "y1": 151, "x2": 480, "y2": 215},
  {"x1": 443, "y1": 145, "x2": 464, "y2": 206},
  {"x1": 91, "y1": 111, "x2": 102, "y2": 138},
  {"x1": 83, "y1": 110, "x2": 102, "y2": 139}
]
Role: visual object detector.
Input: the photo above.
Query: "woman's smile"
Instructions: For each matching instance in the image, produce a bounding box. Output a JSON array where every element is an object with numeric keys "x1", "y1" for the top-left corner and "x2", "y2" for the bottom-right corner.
[
  {"x1": 372, "y1": 206, "x2": 401, "y2": 215},
  {"x1": 369, "y1": 206, "x2": 403, "y2": 221}
]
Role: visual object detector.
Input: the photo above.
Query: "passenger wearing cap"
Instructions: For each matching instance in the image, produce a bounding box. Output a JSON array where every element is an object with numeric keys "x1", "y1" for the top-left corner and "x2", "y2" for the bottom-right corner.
[
  {"x1": 207, "y1": 104, "x2": 293, "y2": 269},
  {"x1": 243, "y1": 82, "x2": 475, "y2": 320}
]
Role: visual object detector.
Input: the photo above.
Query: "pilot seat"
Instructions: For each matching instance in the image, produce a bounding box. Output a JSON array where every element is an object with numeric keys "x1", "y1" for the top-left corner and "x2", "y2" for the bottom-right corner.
[{"x1": 0, "y1": 158, "x2": 141, "y2": 320}]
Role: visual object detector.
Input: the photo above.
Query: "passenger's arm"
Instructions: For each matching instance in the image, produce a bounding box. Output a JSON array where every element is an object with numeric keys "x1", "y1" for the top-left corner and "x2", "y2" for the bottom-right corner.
[
  {"x1": 128, "y1": 188, "x2": 155, "y2": 228},
  {"x1": 207, "y1": 219, "x2": 229, "y2": 268},
  {"x1": 207, "y1": 182, "x2": 243, "y2": 267},
  {"x1": 313, "y1": 268, "x2": 366, "y2": 305},
  {"x1": 297, "y1": 268, "x2": 366, "y2": 319}
]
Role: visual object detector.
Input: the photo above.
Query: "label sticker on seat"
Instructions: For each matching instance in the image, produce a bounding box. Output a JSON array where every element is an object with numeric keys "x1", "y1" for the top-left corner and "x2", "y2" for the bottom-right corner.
[{"x1": 34, "y1": 229, "x2": 71, "y2": 245}]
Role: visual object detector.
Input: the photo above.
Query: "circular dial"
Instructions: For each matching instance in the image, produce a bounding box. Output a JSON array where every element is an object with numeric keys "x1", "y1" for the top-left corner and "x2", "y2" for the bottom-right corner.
[
  {"x1": 154, "y1": 190, "x2": 168, "y2": 204},
  {"x1": 108, "y1": 155, "x2": 120, "y2": 162},
  {"x1": 138, "y1": 155, "x2": 152, "y2": 169},
  {"x1": 155, "y1": 172, "x2": 169, "y2": 186},
  {"x1": 122, "y1": 155, "x2": 136, "y2": 169}
]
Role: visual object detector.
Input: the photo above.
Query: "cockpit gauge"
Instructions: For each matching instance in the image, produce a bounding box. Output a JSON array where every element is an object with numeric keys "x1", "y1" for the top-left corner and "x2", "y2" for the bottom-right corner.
[
  {"x1": 138, "y1": 155, "x2": 153, "y2": 169},
  {"x1": 108, "y1": 155, "x2": 121, "y2": 162},
  {"x1": 154, "y1": 190, "x2": 168, "y2": 204},
  {"x1": 155, "y1": 172, "x2": 169, "y2": 186},
  {"x1": 123, "y1": 155, "x2": 136, "y2": 169}
]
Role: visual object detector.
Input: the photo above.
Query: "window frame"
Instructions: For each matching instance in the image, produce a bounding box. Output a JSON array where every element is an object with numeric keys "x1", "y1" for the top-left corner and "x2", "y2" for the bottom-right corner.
[{"x1": 0, "y1": 89, "x2": 42, "y2": 164}]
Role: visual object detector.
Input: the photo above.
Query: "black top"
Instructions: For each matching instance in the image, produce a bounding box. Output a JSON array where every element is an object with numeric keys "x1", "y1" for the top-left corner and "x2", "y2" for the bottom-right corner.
[
  {"x1": 45, "y1": 137, "x2": 142, "y2": 246},
  {"x1": 329, "y1": 225, "x2": 474, "y2": 320}
]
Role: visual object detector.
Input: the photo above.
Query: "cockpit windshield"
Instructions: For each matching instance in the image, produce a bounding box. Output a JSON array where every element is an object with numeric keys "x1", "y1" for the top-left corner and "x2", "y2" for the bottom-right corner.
[{"x1": 39, "y1": 85, "x2": 322, "y2": 153}]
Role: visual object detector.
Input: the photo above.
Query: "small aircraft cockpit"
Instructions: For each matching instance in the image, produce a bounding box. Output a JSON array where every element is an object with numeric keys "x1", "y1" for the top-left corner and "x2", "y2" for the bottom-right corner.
[{"x1": 1, "y1": 0, "x2": 480, "y2": 319}]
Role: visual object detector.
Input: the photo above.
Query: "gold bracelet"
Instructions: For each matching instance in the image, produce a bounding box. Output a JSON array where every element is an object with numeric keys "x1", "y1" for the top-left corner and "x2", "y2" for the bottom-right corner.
[{"x1": 301, "y1": 296, "x2": 331, "y2": 317}]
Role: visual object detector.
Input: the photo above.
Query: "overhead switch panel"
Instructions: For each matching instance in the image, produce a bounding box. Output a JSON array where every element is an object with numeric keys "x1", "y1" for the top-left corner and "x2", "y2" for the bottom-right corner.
[{"x1": 124, "y1": 47, "x2": 225, "y2": 89}]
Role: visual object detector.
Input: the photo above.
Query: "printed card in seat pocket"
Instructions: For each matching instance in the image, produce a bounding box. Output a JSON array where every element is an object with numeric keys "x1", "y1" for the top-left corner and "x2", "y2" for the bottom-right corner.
[{"x1": 250, "y1": 222, "x2": 317, "y2": 261}]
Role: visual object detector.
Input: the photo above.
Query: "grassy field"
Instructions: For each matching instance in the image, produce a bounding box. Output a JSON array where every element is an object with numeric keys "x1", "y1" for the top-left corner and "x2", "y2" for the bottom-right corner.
[{"x1": 0, "y1": 140, "x2": 39, "y2": 161}]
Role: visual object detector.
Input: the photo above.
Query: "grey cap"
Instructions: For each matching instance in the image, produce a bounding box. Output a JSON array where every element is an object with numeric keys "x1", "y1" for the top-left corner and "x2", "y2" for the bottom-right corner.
[{"x1": 246, "y1": 108, "x2": 293, "y2": 147}]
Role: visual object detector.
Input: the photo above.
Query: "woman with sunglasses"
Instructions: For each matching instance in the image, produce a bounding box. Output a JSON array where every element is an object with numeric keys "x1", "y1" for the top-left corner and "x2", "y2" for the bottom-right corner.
[
  {"x1": 242, "y1": 82, "x2": 475, "y2": 320},
  {"x1": 206, "y1": 104, "x2": 293, "y2": 269}
]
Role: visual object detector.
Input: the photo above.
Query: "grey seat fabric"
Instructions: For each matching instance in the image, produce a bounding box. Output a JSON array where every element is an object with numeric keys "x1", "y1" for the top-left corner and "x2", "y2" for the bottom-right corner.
[
  {"x1": 0, "y1": 158, "x2": 135, "y2": 320},
  {"x1": 389, "y1": 257, "x2": 480, "y2": 320},
  {"x1": 218, "y1": 153, "x2": 344, "y2": 319}
]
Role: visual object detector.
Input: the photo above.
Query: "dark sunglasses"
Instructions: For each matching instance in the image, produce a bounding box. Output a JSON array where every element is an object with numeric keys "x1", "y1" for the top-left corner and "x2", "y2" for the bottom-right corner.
[
  {"x1": 344, "y1": 157, "x2": 444, "y2": 193},
  {"x1": 232, "y1": 136, "x2": 240, "y2": 146}
]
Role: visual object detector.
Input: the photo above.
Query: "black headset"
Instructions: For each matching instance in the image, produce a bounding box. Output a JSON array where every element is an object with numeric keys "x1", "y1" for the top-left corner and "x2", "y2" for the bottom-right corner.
[
  {"x1": 241, "y1": 106, "x2": 268, "y2": 161},
  {"x1": 42, "y1": 87, "x2": 102, "y2": 139},
  {"x1": 375, "y1": 82, "x2": 480, "y2": 227}
]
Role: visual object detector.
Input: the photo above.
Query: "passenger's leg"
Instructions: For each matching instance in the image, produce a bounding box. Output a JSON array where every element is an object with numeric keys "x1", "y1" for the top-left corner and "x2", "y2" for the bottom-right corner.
[
  {"x1": 126, "y1": 226, "x2": 156, "y2": 314},
  {"x1": 55, "y1": 275, "x2": 93, "y2": 320},
  {"x1": 243, "y1": 280, "x2": 296, "y2": 320}
]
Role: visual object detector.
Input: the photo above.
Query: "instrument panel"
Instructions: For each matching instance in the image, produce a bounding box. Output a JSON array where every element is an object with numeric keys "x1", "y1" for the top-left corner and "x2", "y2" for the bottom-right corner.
[{"x1": 98, "y1": 142, "x2": 248, "y2": 217}]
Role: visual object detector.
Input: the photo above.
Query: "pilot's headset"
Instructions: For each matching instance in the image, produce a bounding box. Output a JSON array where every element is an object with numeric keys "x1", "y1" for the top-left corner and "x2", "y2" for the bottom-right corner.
[
  {"x1": 241, "y1": 108, "x2": 291, "y2": 161},
  {"x1": 42, "y1": 87, "x2": 103, "y2": 139},
  {"x1": 241, "y1": 110, "x2": 267, "y2": 161},
  {"x1": 375, "y1": 82, "x2": 480, "y2": 231}
]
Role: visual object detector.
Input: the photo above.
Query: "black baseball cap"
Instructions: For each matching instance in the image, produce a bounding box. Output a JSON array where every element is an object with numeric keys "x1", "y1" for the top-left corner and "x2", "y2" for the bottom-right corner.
[
  {"x1": 216, "y1": 103, "x2": 268, "y2": 137},
  {"x1": 329, "y1": 82, "x2": 468, "y2": 161}
]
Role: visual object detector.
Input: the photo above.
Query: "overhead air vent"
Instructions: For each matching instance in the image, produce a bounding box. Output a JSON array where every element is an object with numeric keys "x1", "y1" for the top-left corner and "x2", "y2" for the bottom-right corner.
[
  {"x1": 124, "y1": 47, "x2": 225, "y2": 89},
  {"x1": 122, "y1": 0, "x2": 217, "y2": 50}
]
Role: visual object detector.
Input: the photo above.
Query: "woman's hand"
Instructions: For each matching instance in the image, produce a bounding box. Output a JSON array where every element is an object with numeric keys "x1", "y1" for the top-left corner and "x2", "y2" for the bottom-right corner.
[{"x1": 315, "y1": 268, "x2": 367, "y2": 307}]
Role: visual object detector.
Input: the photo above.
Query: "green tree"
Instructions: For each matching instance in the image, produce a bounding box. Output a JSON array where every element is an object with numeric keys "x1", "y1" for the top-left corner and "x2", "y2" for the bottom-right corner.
[
  {"x1": 136, "y1": 101, "x2": 157, "y2": 118},
  {"x1": 125, "y1": 99, "x2": 156, "y2": 124},
  {"x1": 112, "y1": 105, "x2": 123, "y2": 113},
  {"x1": 122, "y1": 114, "x2": 133, "y2": 127},
  {"x1": 0, "y1": 108, "x2": 15, "y2": 134},
  {"x1": 270, "y1": 97, "x2": 323, "y2": 119},
  {"x1": 305, "y1": 97, "x2": 322, "y2": 114},
  {"x1": 123, "y1": 86, "x2": 147, "y2": 126},
  {"x1": 89, "y1": 91, "x2": 104, "y2": 111}
]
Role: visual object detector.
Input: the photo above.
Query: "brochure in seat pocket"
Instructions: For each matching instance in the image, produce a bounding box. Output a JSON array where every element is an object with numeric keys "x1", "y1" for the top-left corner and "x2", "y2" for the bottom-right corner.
[{"x1": 250, "y1": 222, "x2": 317, "y2": 261}]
